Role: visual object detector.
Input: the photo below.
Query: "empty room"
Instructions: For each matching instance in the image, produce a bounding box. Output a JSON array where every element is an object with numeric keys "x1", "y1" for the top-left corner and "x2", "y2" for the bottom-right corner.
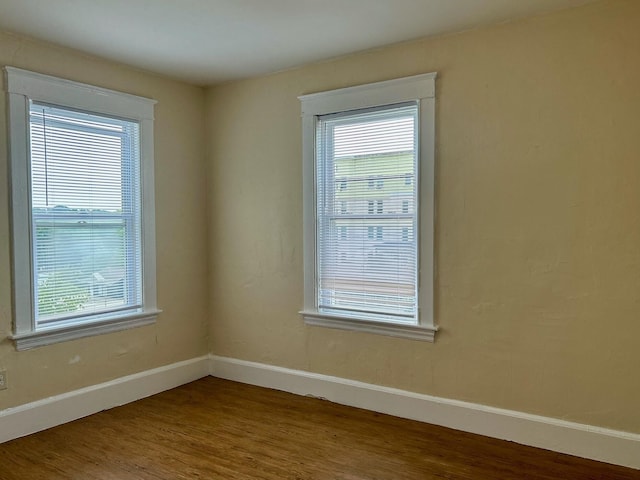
[{"x1": 0, "y1": 0, "x2": 639, "y2": 478}]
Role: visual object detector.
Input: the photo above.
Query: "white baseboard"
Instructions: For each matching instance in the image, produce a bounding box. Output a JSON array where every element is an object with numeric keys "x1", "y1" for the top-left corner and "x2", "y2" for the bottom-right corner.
[
  {"x1": 2, "y1": 354, "x2": 637, "y2": 470},
  {"x1": 210, "y1": 355, "x2": 640, "y2": 470},
  {"x1": 0, "y1": 355, "x2": 209, "y2": 444}
]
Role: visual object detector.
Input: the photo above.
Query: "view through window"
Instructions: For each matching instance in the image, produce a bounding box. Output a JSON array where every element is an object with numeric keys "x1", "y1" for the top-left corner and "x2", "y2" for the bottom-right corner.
[
  {"x1": 30, "y1": 104, "x2": 143, "y2": 326},
  {"x1": 316, "y1": 103, "x2": 418, "y2": 324}
]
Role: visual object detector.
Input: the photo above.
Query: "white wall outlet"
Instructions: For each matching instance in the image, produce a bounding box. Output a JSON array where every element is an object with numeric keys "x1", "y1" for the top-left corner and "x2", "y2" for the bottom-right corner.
[{"x1": 0, "y1": 370, "x2": 7, "y2": 390}]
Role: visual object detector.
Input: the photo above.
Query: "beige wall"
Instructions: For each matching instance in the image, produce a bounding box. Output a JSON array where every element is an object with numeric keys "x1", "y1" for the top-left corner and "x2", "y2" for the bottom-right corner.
[
  {"x1": 1, "y1": 0, "x2": 638, "y2": 437},
  {"x1": 0, "y1": 32, "x2": 209, "y2": 409},
  {"x1": 206, "y1": 0, "x2": 640, "y2": 433}
]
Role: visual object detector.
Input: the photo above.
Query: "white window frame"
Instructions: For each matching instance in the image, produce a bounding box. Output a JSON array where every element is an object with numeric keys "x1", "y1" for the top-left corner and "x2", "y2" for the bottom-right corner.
[
  {"x1": 299, "y1": 73, "x2": 438, "y2": 342},
  {"x1": 5, "y1": 67, "x2": 160, "y2": 350}
]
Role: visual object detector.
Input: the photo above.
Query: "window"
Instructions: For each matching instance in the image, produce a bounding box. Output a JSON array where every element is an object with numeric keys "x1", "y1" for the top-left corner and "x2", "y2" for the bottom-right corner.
[
  {"x1": 367, "y1": 200, "x2": 384, "y2": 215},
  {"x1": 368, "y1": 177, "x2": 384, "y2": 190},
  {"x1": 300, "y1": 73, "x2": 437, "y2": 341},
  {"x1": 366, "y1": 225, "x2": 384, "y2": 240},
  {"x1": 5, "y1": 67, "x2": 159, "y2": 350}
]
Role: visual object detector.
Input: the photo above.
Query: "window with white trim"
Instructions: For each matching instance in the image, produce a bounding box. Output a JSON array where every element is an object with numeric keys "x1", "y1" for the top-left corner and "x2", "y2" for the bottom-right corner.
[
  {"x1": 300, "y1": 73, "x2": 437, "y2": 341},
  {"x1": 5, "y1": 67, "x2": 159, "y2": 350}
]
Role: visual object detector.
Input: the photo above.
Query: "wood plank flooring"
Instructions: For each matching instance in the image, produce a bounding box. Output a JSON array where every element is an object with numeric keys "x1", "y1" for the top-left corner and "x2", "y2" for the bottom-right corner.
[{"x1": 0, "y1": 377, "x2": 638, "y2": 479}]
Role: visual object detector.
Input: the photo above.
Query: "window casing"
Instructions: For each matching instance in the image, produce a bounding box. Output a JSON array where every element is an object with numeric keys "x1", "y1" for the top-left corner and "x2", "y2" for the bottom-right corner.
[
  {"x1": 5, "y1": 67, "x2": 159, "y2": 350},
  {"x1": 300, "y1": 73, "x2": 437, "y2": 341}
]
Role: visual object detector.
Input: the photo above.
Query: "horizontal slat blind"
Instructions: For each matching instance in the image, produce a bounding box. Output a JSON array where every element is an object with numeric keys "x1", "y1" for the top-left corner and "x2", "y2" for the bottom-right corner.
[
  {"x1": 29, "y1": 102, "x2": 143, "y2": 326},
  {"x1": 316, "y1": 102, "x2": 418, "y2": 324}
]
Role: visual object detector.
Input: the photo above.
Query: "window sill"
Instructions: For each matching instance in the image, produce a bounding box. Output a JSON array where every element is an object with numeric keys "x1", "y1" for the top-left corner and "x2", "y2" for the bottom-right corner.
[
  {"x1": 300, "y1": 310, "x2": 437, "y2": 342},
  {"x1": 11, "y1": 310, "x2": 161, "y2": 351}
]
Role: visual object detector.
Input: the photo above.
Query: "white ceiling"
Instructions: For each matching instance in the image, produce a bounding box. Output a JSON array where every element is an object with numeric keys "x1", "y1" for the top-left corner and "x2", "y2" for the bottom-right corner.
[{"x1": 0, "y1": 0, "x2": 597, "y2": 86}]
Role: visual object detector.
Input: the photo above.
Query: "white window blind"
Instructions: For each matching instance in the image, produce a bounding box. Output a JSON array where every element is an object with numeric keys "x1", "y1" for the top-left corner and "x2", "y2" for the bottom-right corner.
[
  {"x1": 316, "y1": 102, "x2": 418, "y2": 324},
  {"x1": 29, "y1": 102, "x2": 143, "y2": 327}
]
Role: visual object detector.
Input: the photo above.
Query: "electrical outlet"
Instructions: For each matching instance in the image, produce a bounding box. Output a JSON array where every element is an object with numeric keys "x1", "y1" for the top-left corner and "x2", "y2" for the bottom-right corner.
[{"x1": 0, "y1": 370, "x2": 7, "y2": 390}]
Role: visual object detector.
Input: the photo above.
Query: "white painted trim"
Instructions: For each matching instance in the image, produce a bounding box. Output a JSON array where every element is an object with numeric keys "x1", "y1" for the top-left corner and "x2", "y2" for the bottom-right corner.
[
  {"x1": 301, "y1": 311, "x2": 437, "y2": 341},
  {"x1": 418, "y1": 94, "x2": 436, "y2": 328},
  {"x1": 299, "y1": 72, "x2": 436, "y2": 115},
  {"x1": 210, "y1": 355, "x2": 640, "y2": 470},
  {"x1": 11, "y1": 310, "x2": 160, "y2": 351},
  {"x1": 0, "y1": 356, "x2": 209, "y2": 444},
  {"x1": 4, "y1": 66, "x2": 156, "y2": 120},
  {"x1": 6, "y1": 89, "x2": 34, "y2": 334}
]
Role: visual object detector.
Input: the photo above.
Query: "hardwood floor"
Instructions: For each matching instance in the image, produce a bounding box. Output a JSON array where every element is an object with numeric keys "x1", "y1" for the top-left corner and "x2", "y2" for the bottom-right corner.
[{"x1": 0, "y1": 377, "x2": 637, "y2": 479}]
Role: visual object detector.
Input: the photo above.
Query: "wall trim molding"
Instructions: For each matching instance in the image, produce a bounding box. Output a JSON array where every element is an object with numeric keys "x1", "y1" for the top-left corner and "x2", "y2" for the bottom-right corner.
[
  {"x1": 0, "y1": 355, "x2": 209, "y2": 444},
  {"x1": 1, "y1": 354, "x2": 637, "y2": 470},
  {"x1": 210, "y1": 355, "x2": 640, "y2": 470}
]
